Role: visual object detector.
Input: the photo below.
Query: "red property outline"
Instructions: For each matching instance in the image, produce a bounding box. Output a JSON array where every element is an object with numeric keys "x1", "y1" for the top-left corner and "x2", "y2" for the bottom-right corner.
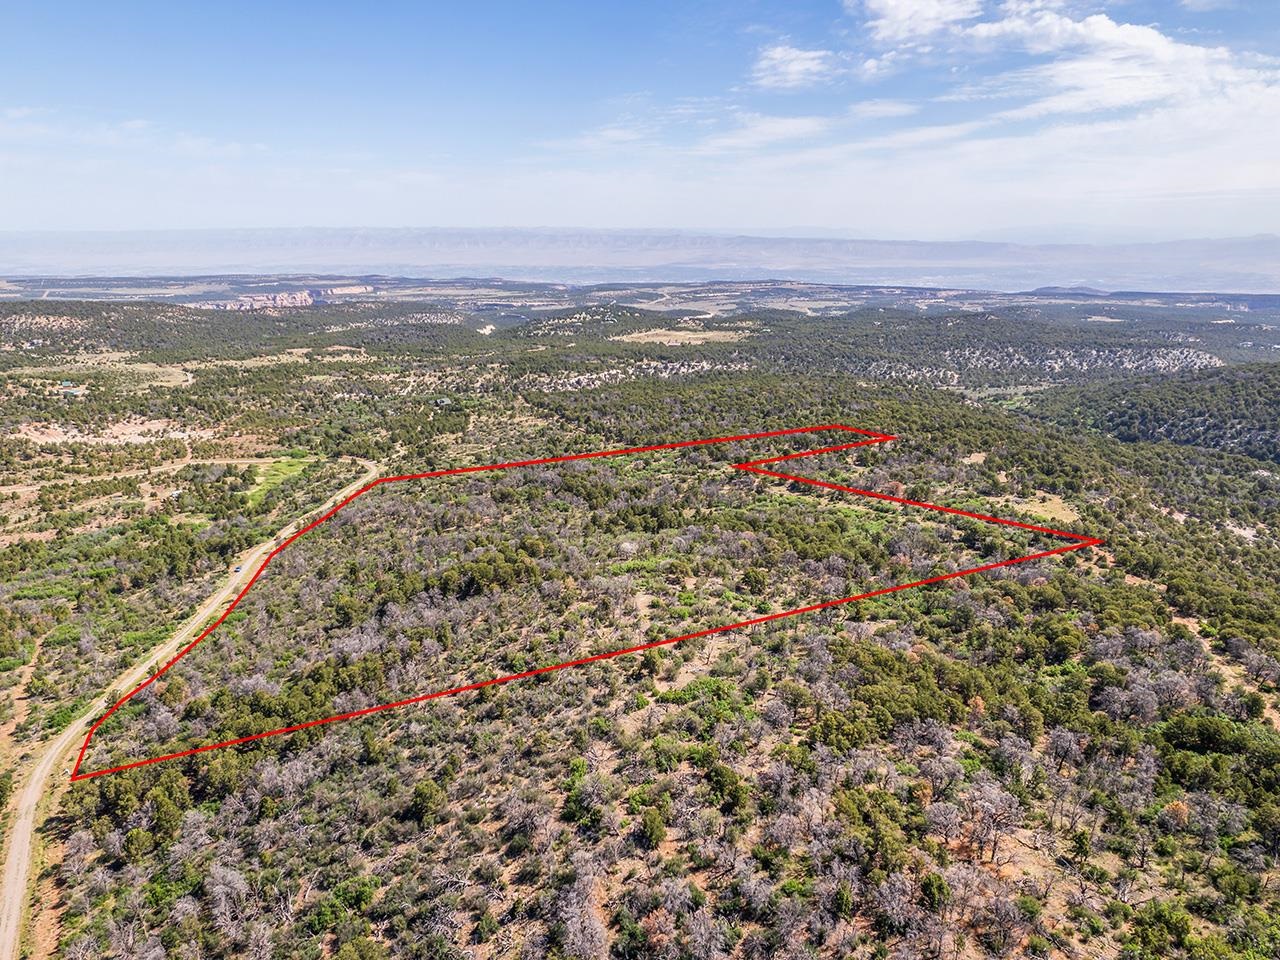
[{"x1": 71, "y1": 425, "x2": 1102, "y2": 781}]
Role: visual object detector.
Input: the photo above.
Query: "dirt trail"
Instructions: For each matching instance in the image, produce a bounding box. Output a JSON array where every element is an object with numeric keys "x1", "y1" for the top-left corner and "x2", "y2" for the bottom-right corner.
[{"x1": 0, "y1": 459, "x2": 378, "y2": 960}]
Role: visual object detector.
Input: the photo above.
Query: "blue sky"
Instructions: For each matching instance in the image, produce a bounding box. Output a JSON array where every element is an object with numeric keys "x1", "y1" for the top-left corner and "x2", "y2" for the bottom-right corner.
[{"x1": 2, "y1": 0, "x2": 1278, "y2": 240}]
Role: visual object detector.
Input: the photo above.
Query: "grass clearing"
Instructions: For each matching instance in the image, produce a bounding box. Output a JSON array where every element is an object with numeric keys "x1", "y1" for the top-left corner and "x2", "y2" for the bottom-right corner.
[{"x1": 246, "y1": 457, "x2": 313, "y2": 509}]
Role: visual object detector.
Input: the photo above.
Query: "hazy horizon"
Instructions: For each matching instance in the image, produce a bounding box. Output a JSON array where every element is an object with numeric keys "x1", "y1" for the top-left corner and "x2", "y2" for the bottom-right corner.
[{"x1": 3, "y1": 227, "x2": 1279, "y2": 293}]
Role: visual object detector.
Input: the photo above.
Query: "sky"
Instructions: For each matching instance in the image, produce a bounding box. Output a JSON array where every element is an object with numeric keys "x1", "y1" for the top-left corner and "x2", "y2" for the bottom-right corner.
[{"x1": 2, "y1": 0, "x2": 1278, "y2": 242}]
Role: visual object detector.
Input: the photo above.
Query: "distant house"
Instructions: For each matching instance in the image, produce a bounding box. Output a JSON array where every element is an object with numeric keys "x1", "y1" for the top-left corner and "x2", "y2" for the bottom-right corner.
[{"x1": 432, "y1": 397, "x2": 453, "y2": 407}]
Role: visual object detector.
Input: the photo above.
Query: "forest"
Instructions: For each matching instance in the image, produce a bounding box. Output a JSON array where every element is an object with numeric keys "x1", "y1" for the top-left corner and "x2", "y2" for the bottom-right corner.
[
  {"x1": 1033, "y1": 363, "x2": 1280, "y2": 464},
  {"x1": 0, "y1": 292, "x2": 1278, "y2": 960}
]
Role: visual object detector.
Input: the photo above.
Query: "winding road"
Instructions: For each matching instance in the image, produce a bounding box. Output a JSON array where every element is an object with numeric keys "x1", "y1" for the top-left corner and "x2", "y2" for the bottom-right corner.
[{"x1": 0, "y1": 458, "x2": 378, "y2": 960}]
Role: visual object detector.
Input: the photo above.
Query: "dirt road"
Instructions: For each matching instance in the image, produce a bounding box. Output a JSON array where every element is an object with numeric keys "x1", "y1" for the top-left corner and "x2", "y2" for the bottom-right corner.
[{"x1": 0, "y1": 458, "x2": 378, "y2": 960}]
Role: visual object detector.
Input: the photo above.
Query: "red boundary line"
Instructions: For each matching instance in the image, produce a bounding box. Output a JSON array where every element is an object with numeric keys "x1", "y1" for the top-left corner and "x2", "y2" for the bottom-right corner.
[{"x1": 70, "y1": 425, "x2": 1102, "y2": 781}]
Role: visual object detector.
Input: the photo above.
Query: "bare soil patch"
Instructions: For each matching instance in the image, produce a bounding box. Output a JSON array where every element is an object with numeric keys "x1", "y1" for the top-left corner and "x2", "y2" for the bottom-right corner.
[
  {"x1": 611, "y1": 328, "x2": 750, "y2": 345},
  {"x1": 15, "y1": 419, "x2": 214, "y2": 446},
  {"x1": 991, "y1": 490, "x2": 1080, "y2": 525},
  {"x1": 7, "y1": 354, "x2": 191, "y2": 389}
]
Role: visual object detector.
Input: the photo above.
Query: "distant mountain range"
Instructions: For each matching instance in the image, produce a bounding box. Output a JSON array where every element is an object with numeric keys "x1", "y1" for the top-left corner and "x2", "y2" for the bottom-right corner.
[{"x1": 1, "y1": 228, "x2": 1277, "y2": 293}]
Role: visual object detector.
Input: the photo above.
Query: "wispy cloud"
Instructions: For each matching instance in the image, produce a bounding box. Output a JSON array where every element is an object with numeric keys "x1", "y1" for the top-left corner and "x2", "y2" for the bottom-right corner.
[
  {"x1": 694, "y1": 111, "x2": 832, "y2": 153},
  {"x1": 2, "y1": 106, "x2": 43, "y2": 121},
  {"x1": 0, "y1": 107, "x2": 262, "y2": 158},
  {"x1": 541, "y1": 121, "x2": 657, "y2": 152},
  {"x1": 848, "y1": 99, "x2": 920, "y2": 118},
  {"x1": 750, "y1": 44, "x2": 842, "y2": 89}
]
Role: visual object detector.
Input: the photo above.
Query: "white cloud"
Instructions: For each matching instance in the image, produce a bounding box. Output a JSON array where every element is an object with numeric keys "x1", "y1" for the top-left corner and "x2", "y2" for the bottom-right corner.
[
  {"x1": 853, "y1": 53, "x2": 894, "y2": 79},
  {"x1": 855, "y1": 0, "x2": 985, "y2": 44},
  {"x1": 962, "y1": 10, "x2": 1278, "y2": 122},
  {"x1": 751, "y1": 44, "x2": 841, "y2": 89},
  {"x1": 629, "y1": 0, "x2": 1278, "y2": 238}
]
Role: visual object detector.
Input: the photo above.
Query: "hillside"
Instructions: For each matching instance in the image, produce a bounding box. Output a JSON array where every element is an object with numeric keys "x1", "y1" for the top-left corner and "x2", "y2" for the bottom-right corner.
[
  {"x1": 1, "y1": 293, "x2": 1278, "y2": 960},
  {"x1": 1035, "y1": 363, "x2": 1280, "y2": 463}
]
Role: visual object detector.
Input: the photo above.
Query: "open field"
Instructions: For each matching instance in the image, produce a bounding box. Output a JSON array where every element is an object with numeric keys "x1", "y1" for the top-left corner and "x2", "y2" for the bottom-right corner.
[{"x1": 611, "y1": 327, "x2": 751, "y2": 345}]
